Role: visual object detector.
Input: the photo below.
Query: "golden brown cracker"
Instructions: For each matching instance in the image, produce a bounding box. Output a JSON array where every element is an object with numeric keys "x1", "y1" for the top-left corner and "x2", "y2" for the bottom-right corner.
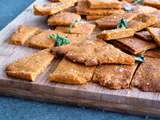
[
  {"x1": 144, "y1": 48, "x2": 160, "y2": 58},
  {"x1": 10, "y1": 25, "x2": 41, "y2": 45},
  {"x1": 76, "y1": 0, "x2": 125, "y2": 16},
  {"x1": 112, "y1": 37, "x2": 157, "y2": 55},
  {"x1": 135, "y1": 31, "x2": 153, "y2": 42},
  {"x1": 93, "y1": 64, "x2": 138, "y2": 89},
  {"x1": 6, "y1": 49, "x2": 54, "y2": 81},
  {"x1": 88, "y1": 0, "x2": 122, "y2": 9},
  {"x1": 96, "y1": 13, "x2": 138, "y2": 29},
  {"x1": 49, "y1": 58, "x2": 95, "y2": 84},
  {"x1": 33, "y1": 1, "x2": 77, "y2": 16},
  {"x1": 128, "y1": 14, "x2": 158, "y2": 31},
  {"x1": 55, "y1": 23, "x2": 95, "y2": 35},
  {"x1": 27, "y1": 30, "x2": 57, "y2": 49},
  {"x1": 132, "y1": 57, "x2": 160, "y2": 92},
  {"x1": 65, "y1": 40, "x2": 135, "y2": 66},
  {"x1": 144, "y1": 0, "x2": 160, "y2": 9},
  {"x1": 86, "y1": 15, "x2": 104, "y2": 21},
  {"x1": 97, "y1": 28, "x2": 135, "y2": 40},
  {"x1": 48, "y1": 12, "x2": 81, "y2": 26},
  {"x1": 147, "y1": 27, "x2": 160, "y2": 46}
]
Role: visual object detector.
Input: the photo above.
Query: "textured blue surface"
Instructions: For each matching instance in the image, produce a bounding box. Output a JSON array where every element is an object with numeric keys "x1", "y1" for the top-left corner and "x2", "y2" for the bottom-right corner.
[{"x1": 0, "y1": 0, "x2": 159, "y2": 120}]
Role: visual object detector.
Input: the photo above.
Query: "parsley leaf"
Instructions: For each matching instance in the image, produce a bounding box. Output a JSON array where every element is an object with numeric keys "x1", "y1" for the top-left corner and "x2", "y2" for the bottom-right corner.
[
  {"x1": 135, "y1": 55, "x2": 145, "y2": 62},
  {"x1": 67, "y1": 19, "x2": 79, "y2": 34},
  {"x1": 117, "y1": 18, "x2": 128, "y2": 29},
  {"x1": 48, "y1": 34, "x2": 71, "y2": 46}
]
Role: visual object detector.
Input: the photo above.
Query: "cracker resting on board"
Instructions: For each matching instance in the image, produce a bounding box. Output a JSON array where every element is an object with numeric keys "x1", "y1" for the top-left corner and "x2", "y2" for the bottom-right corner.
[
  {"x1": 65, "y1": 40, "x2": 135, "y2": 66},
  {"x1": 132, "y1": 57, "x2": 160, "y2": 92},
  {"x1": 93, "y1": 64, "x2": 138, "y2": 89},
  {"x1": 10, "y1": 25, "x2": 41, "y2": 45},
  {"x1": 49, "y1": 58, "x2": 95, "y2": 84},
  {"x1": 6, "y1": 49, "x2": 54, "y2": 81}
]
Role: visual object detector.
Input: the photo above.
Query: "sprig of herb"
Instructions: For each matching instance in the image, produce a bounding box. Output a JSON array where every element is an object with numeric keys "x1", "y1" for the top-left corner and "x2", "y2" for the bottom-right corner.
[
  {"x1": 117, "y1": 18, "x2": 128, "y2": 29},
  {"x1": 135, "y1": 55, "x2": 144, "y2": 62},
  {"x1": 48, "y1": 34, "x2": 71, "y2": 46},
  {"x1": 133, "y1": 0, "x2": 143, "y2": 4},
  {"x1": 67, "y1": 19, "x2": 79, "y2": 34},
  {"x1": 123, "y1": 4, "x2": 134, "y2": 12}
]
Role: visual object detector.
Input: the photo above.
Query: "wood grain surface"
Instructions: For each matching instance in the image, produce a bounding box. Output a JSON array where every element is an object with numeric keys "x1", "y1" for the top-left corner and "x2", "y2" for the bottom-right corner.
[{"x1": 0, "y1": 0, "x2": 160, "y2": 117}]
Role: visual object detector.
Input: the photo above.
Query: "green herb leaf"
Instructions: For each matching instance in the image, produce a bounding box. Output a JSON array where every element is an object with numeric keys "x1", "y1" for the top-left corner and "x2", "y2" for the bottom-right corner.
[
  {"x1": 117, "y1": 18, "x2": 128, "y2": 29},
  {"x1": 135, "y1": 55, "x2": 145, "y2": 62},
  {"x1": 67, "y1": 19, "x2": 79, "y2": 34},
  {"x1": 48, "y1": 34, "x2": 71, "y2": 46},
  {"x1": 123, "y1": 4, "x2": 134, "y2": 12},
  {"x1": 133, "y1": 0, "x2": 143, "y2": 4}
]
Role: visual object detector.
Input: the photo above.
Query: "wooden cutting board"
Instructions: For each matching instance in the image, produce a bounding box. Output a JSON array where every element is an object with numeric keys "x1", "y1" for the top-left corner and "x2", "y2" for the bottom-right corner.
[{"x1": 0, "y1": 0, "x2": 160, "y2": 117}]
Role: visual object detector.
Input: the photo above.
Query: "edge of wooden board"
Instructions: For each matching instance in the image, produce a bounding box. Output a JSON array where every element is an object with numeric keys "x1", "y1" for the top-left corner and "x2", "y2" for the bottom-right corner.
[
  {"x1": 0, "y1": 0, "x2": 160, "y2": 117},
  {"x1": 0, "y1": 78, "x2": 160, "y2": 117}
]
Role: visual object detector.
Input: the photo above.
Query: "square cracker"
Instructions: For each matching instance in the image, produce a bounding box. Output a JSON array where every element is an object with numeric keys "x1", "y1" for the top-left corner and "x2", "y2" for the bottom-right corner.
[
  {"x1": 48, "y1": 58, "x2": 95, "y2": 84},
  {"x1": 93, "y1": 64, "x2": 138, "y2": 89},
  {"x1": 6, "y1": 49, "x2": 54, "y2": 81},
  {"x1": 10, "y1": 25, "x2": 41, "y2": 45}
]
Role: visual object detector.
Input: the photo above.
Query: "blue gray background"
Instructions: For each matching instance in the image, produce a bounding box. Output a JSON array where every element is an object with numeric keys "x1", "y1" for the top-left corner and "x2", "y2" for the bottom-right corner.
[{"x1": 0, "y1": 0, "x2": 159, "y2": 120}]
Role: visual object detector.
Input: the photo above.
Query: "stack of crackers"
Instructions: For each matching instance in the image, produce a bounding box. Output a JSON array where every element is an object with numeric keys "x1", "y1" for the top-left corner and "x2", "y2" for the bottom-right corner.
[
  {"x1": 6, "y1": 0, "x2": 160, "y2": 92},
  {"x1": 77, "y1": 0, "x2": 124, "y2": 20}
]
